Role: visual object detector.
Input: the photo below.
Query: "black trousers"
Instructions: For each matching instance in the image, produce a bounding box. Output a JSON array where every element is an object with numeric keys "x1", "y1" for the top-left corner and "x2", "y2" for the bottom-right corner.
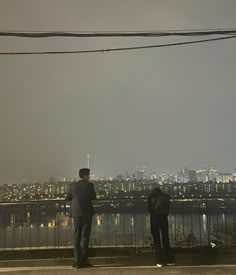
[
  {"x1": 73, "y1": 216, "x2": 92, "y2": 264},
  {"x1": 150, "y1": 215, "x2": 173, "y2": 264}
]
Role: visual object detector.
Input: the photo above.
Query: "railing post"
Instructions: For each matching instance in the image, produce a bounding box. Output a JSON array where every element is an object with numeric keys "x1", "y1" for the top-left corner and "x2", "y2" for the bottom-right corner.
[
  {"x1": 57, "y1": 213, "x2": 60, "y2": 248},
  {"x1": 37, "y1": 225, "x2": 40, "y2": 248},
  {"x1": 65, "y1": 216, "x2": 68, "y2": 248},
  {"x1": 106, "y1": 214, "x2": 109, "y2": 246},
  {"x1": 216, "y1": 211, "x2": 219, "y2": 245},
  {"x1": 190, "y1": 214, "x2": 193, "y2": 247},
  {"x1": 29, "y1": 222, "x2": 32, "y2": 249},
  {"x1": 199, "y1": 212, "x2": 202, "y2": 246},
  {"x1": 207, "y1": 201, "x2": 211, "y2": 246},
  {"x1": 141, "y1": 214, "x2": 144, "y2": 246},
  {"x1": 21, "y1": 225, "x2": 23, "y2": 249},
  {"x1": 174, "y1": 213, "x2": 177, "y2": 246},
  {"x1": 133, "y1": 211, "x2": 136, "y2": 248},
  {"x1": 123, "y1": 214, "x2": 125, "y2": 246},
  {"x1": 3, "y1": 226, "x2": 6, "y2": 251},
  {"x1": 225, "y1": 212, "x2": 227, "y2": 245},
  {"x1": 12, "y1": 212, "x2": 15, "y2": 250},
  {"x1": 54, "y1": 218, "x2": 56, "y2": 248},
  {"x1": 98, "y1": 216, "x2": 101, "y2": 246},
  {"x1": 46, "y1": 222, "x2": 49, "y2": 249},
  {"x1": 234, "y1": 212, "x2": 235, "y2": 246}
]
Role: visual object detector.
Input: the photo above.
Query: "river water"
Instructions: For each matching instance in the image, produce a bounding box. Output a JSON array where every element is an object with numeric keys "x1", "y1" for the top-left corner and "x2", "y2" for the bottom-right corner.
[{"x1": 0, "y1": 211, "x2": 234, "y2": 249}]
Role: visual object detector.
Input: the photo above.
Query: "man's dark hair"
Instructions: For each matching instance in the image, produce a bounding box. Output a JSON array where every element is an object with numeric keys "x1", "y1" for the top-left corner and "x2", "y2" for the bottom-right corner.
[
  {"x1": 79, "y1": 168, "x2": 90, "y2": 178},
  {"x1": 153, "y1": 187, "x2": 162, "y2": 195}
]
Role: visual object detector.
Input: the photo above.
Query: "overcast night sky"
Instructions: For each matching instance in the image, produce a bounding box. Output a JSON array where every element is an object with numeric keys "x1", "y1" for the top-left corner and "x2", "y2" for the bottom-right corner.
[{"x1": 0, "y1": 0, "x2": 236, "y2": 183}]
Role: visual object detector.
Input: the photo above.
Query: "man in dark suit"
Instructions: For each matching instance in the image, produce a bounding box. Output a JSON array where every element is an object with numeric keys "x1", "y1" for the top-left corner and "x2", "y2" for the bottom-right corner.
[
  {"x1": 66, "y1": 168, "x2": 96, "y2": 268},
  {"x1": 148, "y1": 187, "x2": 175, "y2": 267}
]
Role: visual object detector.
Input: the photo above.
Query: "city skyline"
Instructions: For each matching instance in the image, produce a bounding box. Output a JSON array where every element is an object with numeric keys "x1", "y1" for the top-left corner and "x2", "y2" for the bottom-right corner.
[
  {"x1": 1, "y1": 168, "x2": 236, "y2": 203},
  {"x1": 1, "y1": 162, "x2": 235, "y2": 185}
]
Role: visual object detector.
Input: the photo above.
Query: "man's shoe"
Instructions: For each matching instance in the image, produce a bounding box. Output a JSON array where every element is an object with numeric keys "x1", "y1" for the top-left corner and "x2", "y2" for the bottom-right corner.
[
  {"x1": 77, "y1": 263, "x2": 93, "y2": 268},
  {"x1": 156, "y1": 263, "x2": 163, "y2": 268},
  {"x1": 166, "y1": 262, "x2": 176, "y2": 266},
  {"x1": 72, "y1": 262, "x2": 80, "y2": 268},
  {"x1": 82, "y1": 263, "x2": 93, "y2": 268}
]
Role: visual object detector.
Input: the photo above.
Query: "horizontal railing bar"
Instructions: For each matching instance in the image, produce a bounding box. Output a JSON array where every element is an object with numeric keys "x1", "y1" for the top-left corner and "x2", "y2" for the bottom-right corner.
[{"x1": 0, "y1": 196, "x2": 235, "y2": 206}]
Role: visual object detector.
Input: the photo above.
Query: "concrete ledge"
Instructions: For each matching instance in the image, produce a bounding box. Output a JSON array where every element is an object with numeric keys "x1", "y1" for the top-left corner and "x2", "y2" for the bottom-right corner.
[
  {"x1": 0, "y1": 247, "x2": 139, "y2": 261},
  {"x1": 0, "y1": 256, "x2": 138, "y2": 268},
  {"x1": 1, "y1": 247, "x2": 236, "y2": 268},
  {"x1": 2, "y1": 265, "x2": 236, "y2": 275}
]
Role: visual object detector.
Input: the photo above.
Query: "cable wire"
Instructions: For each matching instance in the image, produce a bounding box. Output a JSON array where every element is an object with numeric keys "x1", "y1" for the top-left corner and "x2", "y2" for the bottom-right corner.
[
  {"x1": 0, "y1": 35, "x2": 235, "y2": 56},
  {"x1": 1, "y1": 29, "x2": 236, "y2": 38}
]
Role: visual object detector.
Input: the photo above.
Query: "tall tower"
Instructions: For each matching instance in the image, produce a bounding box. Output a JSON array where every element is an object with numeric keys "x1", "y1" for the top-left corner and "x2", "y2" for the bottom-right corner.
[{"x1": 87, "y1": 154, "x2": 90, "y2": 169}]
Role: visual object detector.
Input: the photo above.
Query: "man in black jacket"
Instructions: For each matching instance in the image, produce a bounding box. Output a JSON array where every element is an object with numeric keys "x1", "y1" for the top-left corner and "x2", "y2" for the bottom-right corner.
[
  {"x1": 66, "y1": 168, "x2": 96, "y2": 268},
  {"x1": 148, "y1": 187, "x2": 175, "y2": 267}
]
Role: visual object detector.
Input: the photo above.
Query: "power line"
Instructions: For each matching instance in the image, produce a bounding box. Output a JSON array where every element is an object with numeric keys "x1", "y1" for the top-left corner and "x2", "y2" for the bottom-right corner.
[
  {"x1": 1, "y1": 27, "x2": 236, "y2": 32},
  {"x1": 0, "y1": 29, "x2": 236, "y2": 38},
  {"x1": 0, "y1": 35, "x2": 235, "y2": 56}
]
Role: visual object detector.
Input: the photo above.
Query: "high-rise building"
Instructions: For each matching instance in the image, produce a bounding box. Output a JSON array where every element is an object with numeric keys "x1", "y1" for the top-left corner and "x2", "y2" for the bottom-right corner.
[
  {"x1": 183, "y1": 167, "x2": 189, "y2": 183},
  {"x1": 208, "y1": 167, "x2": 218, "y2": 182},
  {"x1": 133, "y1": 166, "x2": 147, "y2": 180},
  {"x1": 196, "y1": 167, "x2": 208, "y2": 182},
  {"x1": 176, "y1": 169, "x2": 184, "y2": 183},
  {"x1": 233, "y1": 169, "x2": 236, "y2": 182},
  {"x1": 216, "y1": 173, "x2": 233, "y2": 183},
  {"x1": 176, "y1": 167, "x2": 189, "y2": 183},
  {"x1": 136, "y1": 169, "x2": 145, "y2": 180},
  {"x1": 87, "y1": 154, "x2": 90, "y2": 168},
  {"x1": 56, "y1": 177, "x2": 66, "y2": 182},
  {"x1": 150, "y1": 173, "x2": 157, "y2": 180},
  {"x1": 188, "y1": 170, "x2": 197, "y2": 182},
  {"x1": 116, "y1": 171, "x2": 129, "y2": 181}
]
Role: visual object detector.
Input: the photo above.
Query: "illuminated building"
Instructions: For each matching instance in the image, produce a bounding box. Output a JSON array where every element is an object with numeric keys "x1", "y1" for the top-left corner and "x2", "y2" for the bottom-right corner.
[
  {"x1": 233, "y1": 169, "x2": 236, "y2": 182},
  {"x1": 216, "y1": 173, "x2": 233, "y2": 183},
  {"x1": 196, "y1": 167, "x2": 208, "y2": 182}
]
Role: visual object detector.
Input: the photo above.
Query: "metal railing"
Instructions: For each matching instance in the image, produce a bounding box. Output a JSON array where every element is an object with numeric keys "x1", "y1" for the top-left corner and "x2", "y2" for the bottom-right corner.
[{"x1": 0, "y1": 197, "x2": 236, "y2": 250}]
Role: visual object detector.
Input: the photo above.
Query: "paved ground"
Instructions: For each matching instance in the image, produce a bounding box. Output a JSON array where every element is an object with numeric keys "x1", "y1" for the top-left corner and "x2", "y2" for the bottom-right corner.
[
  {"x1": 2, "y1": 247, "x2": 236, "y2": 274},
  {"x1": 2, "y1": 265, "x2": 236, "y2": 275}
]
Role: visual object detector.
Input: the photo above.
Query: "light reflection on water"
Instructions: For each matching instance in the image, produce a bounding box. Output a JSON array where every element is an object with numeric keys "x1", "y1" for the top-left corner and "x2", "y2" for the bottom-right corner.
[{"x1": 0, "y1": 212, "x2": 234, "y2": 249}]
